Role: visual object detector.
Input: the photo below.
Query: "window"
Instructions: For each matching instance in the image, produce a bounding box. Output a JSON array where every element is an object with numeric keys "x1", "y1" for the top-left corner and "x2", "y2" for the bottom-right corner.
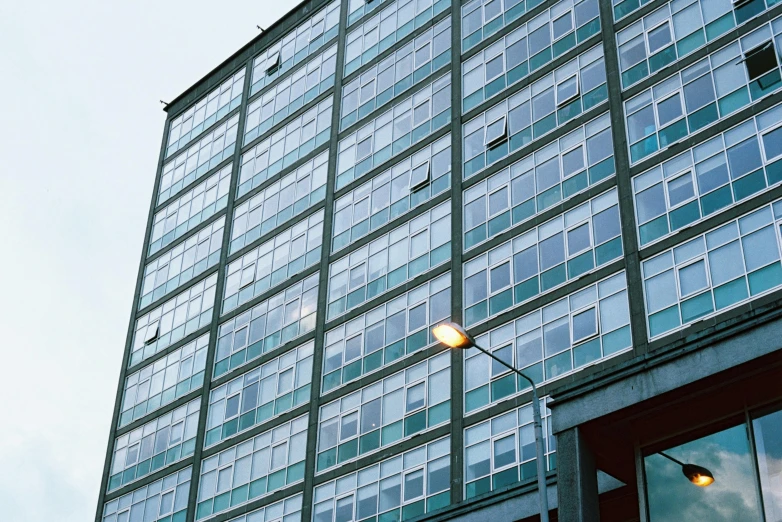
[
  {"x1": 616, "y1": 0, "x2": 776, "y2": 88},
  {"x1": 167, "y1": 69, "x2": 245, "y2": 158},
  {"x1": 131, "y1": 274, "x2": 218, "y2": 368},
  {"x1": 323, "y1": 273, "x2": 450, "y2": 392},
  {"x1": 344, "y1": 0, "x2": 449, "y2": 75},
  {"x1": 222, "y1": 211, "x2": 323, "y2": 313},
  {"x1": 336, "y1": 74, "x2": 451, "y2": 190},
  {"x1": 225, "y1": 493, "x2": 303, "y2": 522},
  {"x1": 464, "y1": 399, "x2": 553, "y2": 498},
  {"x1": 239, "y1": 99, "x2": 332, "y2": 190},
  {"x1": 743, "y1": 41, "x2": 777, "y2": 84},
  {"x1": 244, "y1": 46, "x2": 337, "y2": 145},
  {"x1": 196, "y1": 416, "x2": 308, "y2": 520},
  {"x1": 485, "y1": 116, "x2": 507, "y2": 147},
  {"x1": 464, "y1": 188, "x2": 623, "y2": 326},
  {"x1": 249, "y1": 1, "x2": 340, "y2": 95},
  {"x1": 119, "y1": 334, "x2": 208, "y2": 427},
  {"x1": 205, "y1": 342, "x2": 313, "y2": 446},
  {"x1": 464, "y1": 113, "x2": 614, "y2": 250},
  {"x1": 316, "y1": 354, "x2": 450, "y2": 472},
  {"x1": 102, "y1": 468, "x2": 191, "y2": 522},
  {"x1": 342, "y1": 19, "x2": 451, "y2": 130},
  {"x1": 333, "y1": 136, "x2": 451, "y2": 252},
  {"x1": 462, "y1": 0, "x2": 601, "y2": 111},
  {"x1": 626, "y1": 21, "x2": 782, "y2": 164},
  {"x1": 214, "y1": 273, "x2": 318, "y2": 377},
  {"x1": 327, "y1": 202, "x2": 450, "y2": 320},
  {"x1": 108, "y1": 400, "x2": 199, "y2": 491},
  {"x1": 633, "y1": 102, "x2": 782, "y2": 246},
  {"x1": 463, "y1": 45, "x2": 607, "y2": 179},
  {"x1": 643, "y1": 199, "x2": 782, "y2": 338},
  {"x1": 464, "y1": 273, "x2": 630, "y2": 412},
  {"x1": 159, "y1": 114, "x2": 239, "y2": 204},
  {"x1": 313, "y1": 438, "x2": 450, "y2": 522}
]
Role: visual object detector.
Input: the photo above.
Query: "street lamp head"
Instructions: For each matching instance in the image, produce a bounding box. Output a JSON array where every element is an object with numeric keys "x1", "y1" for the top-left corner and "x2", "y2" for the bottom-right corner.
[
  {"x1": 682, "y1": 464, "x2": 715, "y2": 487},
  {"x1": 432, "y1": 322, "x2": 475, "y2": 349}
]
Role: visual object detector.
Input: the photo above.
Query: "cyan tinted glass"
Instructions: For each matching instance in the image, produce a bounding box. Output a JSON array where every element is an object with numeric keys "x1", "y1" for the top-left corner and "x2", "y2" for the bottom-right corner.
[
  {"x1": 332, "y1": 135, "x2": 451, "y2": 253},
  {"x1": 463, "y1": 45, "x2": 606, "y2": 179},
  {"x1": 463, "y1": 112, "x2": 613, "y2": 250},
  {"x1": 617, "y1": 0, "x2": 776, "y2": 89},
  {"x1": 322, "y1": 273, "x2": 451, "y2": 392},
  {"x1": 625, "y1": 18, "x2": 782, "y2": 165},
  {"x1": 102, "y1": 468, "x2": 191, "y2": 522},
  {"x1": 463, "y1": 188, "x2": 622, "y2": 326},
  {"x1": 642, "y1": 199, "x2": 782, "y2": 338},
  {"x1": 341, "y1": 18, "x2": 451, "y2": 131},
  {"x1": 633, "y1": 103, "x2": 782, "y2": 246},
  {"x1": 462, "y1": 0, "x2": 600, "y2": 112},
  {"x1": 343, "y1": 0, "x2": 451, "y2": 76},
  {"x1": 464, "y1": 273, "x2": 630, "y2": 413}
]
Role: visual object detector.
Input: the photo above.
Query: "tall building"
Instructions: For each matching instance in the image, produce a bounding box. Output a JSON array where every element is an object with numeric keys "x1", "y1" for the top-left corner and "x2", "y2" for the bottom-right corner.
[{"x1": 96, "y1": 0, "x2": 782, "y2": 520}]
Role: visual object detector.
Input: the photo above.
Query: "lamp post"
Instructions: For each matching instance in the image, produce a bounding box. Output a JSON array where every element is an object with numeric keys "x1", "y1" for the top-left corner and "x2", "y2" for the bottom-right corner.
[
  {"x1": 433, "y1": 322, "x2": 550, "y2": 522},
  {"x1": 658, "y1": 451, "x2": 715, "y2": 487}
]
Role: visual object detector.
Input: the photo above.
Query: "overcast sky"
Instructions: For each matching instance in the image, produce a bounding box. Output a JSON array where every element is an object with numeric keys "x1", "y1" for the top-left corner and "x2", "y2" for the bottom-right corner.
[{"x1": 0, "y1": 2, "x2": 293, "y2": 520}]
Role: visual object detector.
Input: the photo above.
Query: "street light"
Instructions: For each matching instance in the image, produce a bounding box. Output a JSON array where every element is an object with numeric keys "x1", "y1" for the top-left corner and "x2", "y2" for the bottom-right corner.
[
  {"x1": 658, "y1": 451, "x2": 715, "y2": 487},
  {"x1": 433, "y1": 322, "x2": 550, "y2": 522}
]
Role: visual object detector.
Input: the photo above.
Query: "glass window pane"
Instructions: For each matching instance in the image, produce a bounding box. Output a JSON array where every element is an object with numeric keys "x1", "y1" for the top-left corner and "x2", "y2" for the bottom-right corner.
[{"x1": 753, "y1": 408, "x2": 782, "y2": 521}]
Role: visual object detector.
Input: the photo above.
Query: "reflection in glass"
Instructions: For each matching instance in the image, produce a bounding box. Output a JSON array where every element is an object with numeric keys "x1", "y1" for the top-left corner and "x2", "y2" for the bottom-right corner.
[
  {"x1": 644, "y1": 424, "x2": 762, "y2": 521},
  {"x1": 754, "y1": 408, "x2": 782, "y2": 521}
]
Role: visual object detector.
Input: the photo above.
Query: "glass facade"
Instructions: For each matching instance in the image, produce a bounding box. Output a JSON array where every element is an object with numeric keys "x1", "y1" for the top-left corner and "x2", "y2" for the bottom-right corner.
[{"x1": 99, "y1": 1, "x2": 782, "y2": 521}]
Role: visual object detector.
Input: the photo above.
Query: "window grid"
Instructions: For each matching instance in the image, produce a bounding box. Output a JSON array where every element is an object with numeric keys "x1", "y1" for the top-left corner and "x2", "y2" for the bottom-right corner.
[
  {"x1": 463, "y1": 0, "x2": 601, "y2": 112},
  {"x1": 238, "y1": 99, "x2": 332, "y2": 192},
  {"x1": 625, "y1": 19, "x2": 782, "y2": 164},
  {"x1": 167, "y1": 69, "x2": 245, "y2": 158},
  {"x1": 463, "y1": 112, "x2": 614, "y2": 251},
  {"x1": 341, "y1": 18, "x2": 451, "y2": 131},
  {"x1": 196, "y1": 416, "x2": 309, "y2": 520},
  {"x1": 205, "y1": 342, "x2": 313, "y2": 447},
  {"x1": 225, "y1": 493, "x2": 303, "y2": 522},
  {"x1": 343, "y1": 0, "x2": 451, "y2": 76},
  {"x1": 332, "y1": 135, "x2": 452, "y2": 253},
  {"x1": 336, "y1": 75, "x2": 451, "y2": 191},
  {"x1": 245, "y1": 45, "x2": 337, "y2": 144},
  {"x1": 348, "y1": 0, "x2": 393, "y2": 26},
  {"x1": 616, "y1": 0, "x2": 775, "y2": 58},
  {"x1": 463, "y1": 45, "x2": 607, "y2": 179},
  {"x1": 249, "y1": 1, "x2": 340, "y2": 96},
  {"x1": 159, "y1": 114, "x2": 239, "y2": 205},
  {"x1": 326, "y1": 201, "x2": 451, "y2": 320},
  {"x1": 313, "y1": 437, "x2": 451, "y2": 522},
  {"x1": 108, "y1": 399, "x2": 200, "y2": 492},
  {"x1": 214, "y1": 274, "x2": 319, "y2": 378},
  {"x1": 102, "y1": 468, "x2": 191, "y2": 522},
  {"x1": 462, "y1": 0, "x2": 540, "y2": 52},
  {"x1": 142, "y1": 218, "x2": 224, "y2": 310},
  {"x1": 232, "y1": 152, "x2": 328, "y2": 253},
  {"x1": 131, "y1": 274, "x2": 218, "y2": 368},
  {"x1": 463, "y1": 399, "x2": 553, "y2": 499},
  {"x1": 149, "y1": 164, "x2": 231, "y2": 256},
  {"x1": 316, "y1": 352, "x2": 451, "y2": 472},
  {"x1": 464, "y1": 272, "x2": 631, "y2": 414},
  {"x1": 634, "y1": 103, "x2": 782, "y2": 247},
  {"x1": 463, "y1": 188, "x2": 623, "y2": 327},
  {"x1": 643, "y1": 199, "x2": 782, "y2": 339},
  {"x1": 120, "y1": 334, "x2": 209, "y2": 428},
  {"x1": 222, "y1": 210, "x2": 324, "y2": 313},
  {"x1": 322, "y1": 273, "x2": 451, "y2": 393}
]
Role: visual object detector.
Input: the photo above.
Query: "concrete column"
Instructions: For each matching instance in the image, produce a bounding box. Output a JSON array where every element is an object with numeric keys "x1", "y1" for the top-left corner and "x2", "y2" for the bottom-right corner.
[{"x1": 556, "y1": 427, "x2": 599, "y2": 522}]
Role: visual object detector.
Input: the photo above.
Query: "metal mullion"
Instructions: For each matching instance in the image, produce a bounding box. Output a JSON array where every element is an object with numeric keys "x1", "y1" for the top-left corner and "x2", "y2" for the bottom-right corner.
[
  {"x1": 597, "y1": 0, "x2": 649, "y2": 354},
  {"x1": 182, "y1": 57, "x2": 253, "y2": 522}
]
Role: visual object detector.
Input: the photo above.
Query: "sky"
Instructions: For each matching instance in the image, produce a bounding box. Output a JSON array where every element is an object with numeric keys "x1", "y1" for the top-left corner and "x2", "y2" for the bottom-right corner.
[{"x1": 0, "y1": 2, "x2": 292, "y2": 520}]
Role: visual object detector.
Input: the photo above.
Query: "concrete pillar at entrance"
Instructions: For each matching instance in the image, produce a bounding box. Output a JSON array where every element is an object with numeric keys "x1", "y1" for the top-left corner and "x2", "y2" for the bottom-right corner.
[{"x1": 557, "y1": 427, "x2": 600, "y2": 522}]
